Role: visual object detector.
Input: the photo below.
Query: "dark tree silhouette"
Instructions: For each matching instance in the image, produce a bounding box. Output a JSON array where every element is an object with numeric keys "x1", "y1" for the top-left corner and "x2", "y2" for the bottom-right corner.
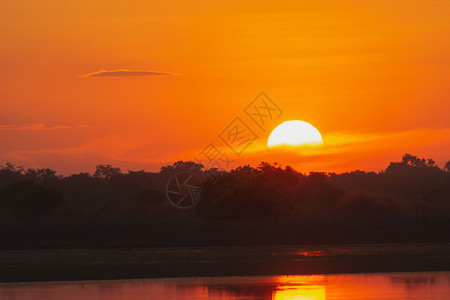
[
  {"x1": 445, "y1": 160, "x2": 450, "y2": 173},
  {"x1": 0, "y1": 179, "x2": 62, "y2": 220},
  {"x1": 0, "y1": 154, "x2": 449, "y2": 225},
  {"x1": 94, "y1": 164, "x2": 121, "y2": 179},
  {"x1": 160, "y1": 161, "x2": 204, "y2": 173}
]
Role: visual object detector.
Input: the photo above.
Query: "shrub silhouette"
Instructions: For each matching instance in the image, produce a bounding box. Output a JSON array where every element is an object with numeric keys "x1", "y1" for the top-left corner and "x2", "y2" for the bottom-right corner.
[{"x1": 0, "y1": 179, "x2": 62, "y2": 220}]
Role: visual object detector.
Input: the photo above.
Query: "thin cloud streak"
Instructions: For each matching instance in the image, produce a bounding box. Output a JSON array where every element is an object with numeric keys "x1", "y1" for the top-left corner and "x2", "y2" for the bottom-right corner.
[
  {"x1": 231, "y1": 127, "x2": 450, "y2": 172},
  {"x1": 81, "y1": 69, "x2": 177, "y2": 78},
  {"x1": 0, "y1": 124, "x2": 89, "y2": 131},
  {"x1": 2, "y1": 128, "x2": 449, "y2": 175}
]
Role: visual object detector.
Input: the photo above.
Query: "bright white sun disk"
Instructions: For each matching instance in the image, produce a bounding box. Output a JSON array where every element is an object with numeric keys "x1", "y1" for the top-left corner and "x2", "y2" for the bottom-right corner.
[{"x1": 268, "y1": 120, "x2": 323, "y2": 147}]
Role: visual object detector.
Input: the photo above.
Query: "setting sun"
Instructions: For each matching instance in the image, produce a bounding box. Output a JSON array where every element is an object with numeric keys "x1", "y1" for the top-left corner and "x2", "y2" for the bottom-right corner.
[
  {"x1": 268, "y1": 121, "x2": 323, "y2": 148},
  {"x1": 1, "y1": 0, "x2": 450, "y2": 296}
]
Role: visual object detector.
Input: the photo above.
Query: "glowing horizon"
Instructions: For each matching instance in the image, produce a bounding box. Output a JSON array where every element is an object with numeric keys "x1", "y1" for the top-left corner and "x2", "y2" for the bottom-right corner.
[{"x1": 1, "y1": 0, "x2": 449, "y2": 175}]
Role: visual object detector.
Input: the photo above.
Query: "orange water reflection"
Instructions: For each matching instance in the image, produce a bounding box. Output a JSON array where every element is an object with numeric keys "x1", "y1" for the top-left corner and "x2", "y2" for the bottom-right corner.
[
  {"x1": 0, "y1": 272, "x2": 449, "y2": 300},
  {"x1": 273, "y1": 276, "x2": 326, "y2": 300},
  {"x1": 296, "y1": 250, "x2": 324, "y2": 257}
]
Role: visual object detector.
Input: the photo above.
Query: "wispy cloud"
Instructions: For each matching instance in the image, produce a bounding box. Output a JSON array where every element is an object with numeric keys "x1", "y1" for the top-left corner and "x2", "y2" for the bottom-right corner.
[
  {"x1": 230, "y1": 128, "x2": 450, "y2": 173},
  {"x1": 0, "y1": 124, "x2": 89, "y2": 131},
  {"x1": 81, "y1": 69, "x2": 177, "y2": 78}
]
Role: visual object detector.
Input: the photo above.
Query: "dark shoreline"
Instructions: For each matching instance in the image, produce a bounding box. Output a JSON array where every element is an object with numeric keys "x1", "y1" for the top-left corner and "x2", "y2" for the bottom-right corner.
[
  {"x1": 1, "y1": 243, "x2": 449, "y2": 283},
  {"x1": 1, "y1": 217, "x2": 449, "y2": 250},
  {"x1": 1, "y1": 219, "x2": 449, "y2": 283}
]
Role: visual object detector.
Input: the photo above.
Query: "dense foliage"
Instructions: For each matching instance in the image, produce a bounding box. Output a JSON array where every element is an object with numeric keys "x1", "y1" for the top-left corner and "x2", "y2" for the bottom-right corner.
[{"x1": 0, "y1": 154, "x2": 449, "y2": 224}]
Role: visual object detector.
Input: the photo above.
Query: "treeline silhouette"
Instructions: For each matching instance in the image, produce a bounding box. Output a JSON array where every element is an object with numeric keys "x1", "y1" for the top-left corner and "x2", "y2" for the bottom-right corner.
[
  {"x1": 0, "y1": 154, "x2": 449, "y2": 224},
  {"x1": 200, "y1": 154, "x2": 450, "y2": 222},
  {"x1": 0, "y1": 154, "x2": 449, "y2": 249}
]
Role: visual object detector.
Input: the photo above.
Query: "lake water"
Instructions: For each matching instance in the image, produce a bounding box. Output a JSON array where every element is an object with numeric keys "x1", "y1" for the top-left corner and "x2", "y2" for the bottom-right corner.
[{"x1": 1, "y1": 272, "x2": 449, "y2": 300}]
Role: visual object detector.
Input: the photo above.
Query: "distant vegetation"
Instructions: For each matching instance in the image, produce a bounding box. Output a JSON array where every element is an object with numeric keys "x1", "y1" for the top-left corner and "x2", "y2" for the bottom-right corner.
[{"x1": 0, "y1": 154, "x2": 449, "y2": 225}]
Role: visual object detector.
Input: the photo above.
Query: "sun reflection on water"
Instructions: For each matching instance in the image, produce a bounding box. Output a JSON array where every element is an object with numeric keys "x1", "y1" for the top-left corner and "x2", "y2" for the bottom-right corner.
[
  {"x1": 296, "y1": 250, "x2": 324, "y2": 257},
  {"x1": 273, "y1": 276, "x2": 326, "y2": 300},
  {"x1": 1, "y1": 272, "x2": 449, "y2": 300}
]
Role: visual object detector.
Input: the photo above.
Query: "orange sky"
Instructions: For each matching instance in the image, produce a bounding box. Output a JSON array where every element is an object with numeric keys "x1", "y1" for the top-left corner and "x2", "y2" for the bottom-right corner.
[{"x1": 0, "y1": 0, "x2": 449, "y2": 175}]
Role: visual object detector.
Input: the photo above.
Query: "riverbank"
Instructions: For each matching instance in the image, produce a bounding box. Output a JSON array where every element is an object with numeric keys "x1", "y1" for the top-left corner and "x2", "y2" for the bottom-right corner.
[
  {"x1": 1, "y1": 243, "x2": 449, "y2": 283},
  {"x1": 1, "y1": 217, "x2": 449, "y2": 250}
]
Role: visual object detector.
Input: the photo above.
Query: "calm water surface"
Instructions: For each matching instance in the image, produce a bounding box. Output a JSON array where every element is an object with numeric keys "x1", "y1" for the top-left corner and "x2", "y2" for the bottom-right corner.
[{"x1": 1, "y1": 272, "x2": 449, "y2": 300}]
